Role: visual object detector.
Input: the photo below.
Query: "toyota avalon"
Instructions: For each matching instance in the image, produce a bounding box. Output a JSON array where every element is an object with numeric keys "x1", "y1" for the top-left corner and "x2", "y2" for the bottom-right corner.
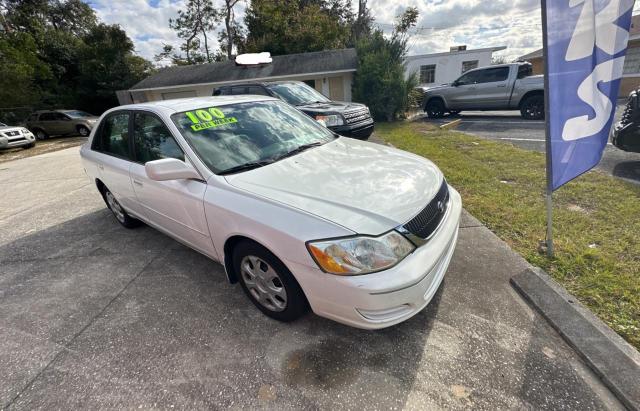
[{"x1": 79, "y1": 96, "x2": 461, "y2": 329}]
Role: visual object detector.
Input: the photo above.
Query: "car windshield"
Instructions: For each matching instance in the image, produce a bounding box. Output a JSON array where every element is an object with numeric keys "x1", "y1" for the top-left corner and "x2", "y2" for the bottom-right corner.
[
  {"x1": 266, "y1": 82, "x2": 330, "y2": 106},
  {"x1": 65, "y1": 111, "x2": 93, "y2": 118},
  {"x1": 171, "y1": 100, "x2": 337, "y2": 174}
]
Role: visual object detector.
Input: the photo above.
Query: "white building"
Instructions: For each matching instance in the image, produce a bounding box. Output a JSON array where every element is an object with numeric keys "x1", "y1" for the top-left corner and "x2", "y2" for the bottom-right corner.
[{"x1": 405, "y1": 46, "x2": 507, "y2": 87}]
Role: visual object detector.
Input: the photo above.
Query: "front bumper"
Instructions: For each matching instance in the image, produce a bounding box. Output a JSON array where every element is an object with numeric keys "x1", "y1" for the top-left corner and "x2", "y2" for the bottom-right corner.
[
  {"x1": 287, "y1": 186, "x2": 462, "y2": 329},
  {"x1": 330, "y1": 120, "x2": 375, "y2": 140},
  {"x1": 0, "y1": 132, "x2": 35, "y2": 149}
]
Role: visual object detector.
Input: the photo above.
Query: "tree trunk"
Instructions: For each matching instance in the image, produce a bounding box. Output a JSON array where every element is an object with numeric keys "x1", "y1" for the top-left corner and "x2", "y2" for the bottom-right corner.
[
  {"x1": 225, "y1": 7, "x2": 233, "y2": 60},
  {"x1": 202, "y1": 29, "x2": 210, "y2": 62}
]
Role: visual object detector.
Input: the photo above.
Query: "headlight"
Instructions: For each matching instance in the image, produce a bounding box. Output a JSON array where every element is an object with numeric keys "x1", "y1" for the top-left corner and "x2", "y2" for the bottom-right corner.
[
  {"x1": 315, "y1": 114, "x2": 344, "y2": 127},
  {"x1": 307, "y1": 231, "x2": 415, "y2": 275}
]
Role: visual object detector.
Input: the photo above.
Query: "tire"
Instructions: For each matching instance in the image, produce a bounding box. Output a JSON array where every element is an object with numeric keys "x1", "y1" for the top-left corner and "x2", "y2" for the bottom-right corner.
[
  {"x1": 77, "y1": 125, "x2": 90, "y2": 137},
  {"x1": 425, "y1": 99, "x2": 446, "y2": 118},
  {"x1": 520, "y1": 94, "x2": 545, "y2": 120},
  {"x1": 233, "y1": 241, "x2": 309, "y2": 322},
  {"x1": 34, "y1": 129, "x2": 48, "y2": 140},
  {"x1": 102, "y1": 187, "x2": 141, "y2": 229}
]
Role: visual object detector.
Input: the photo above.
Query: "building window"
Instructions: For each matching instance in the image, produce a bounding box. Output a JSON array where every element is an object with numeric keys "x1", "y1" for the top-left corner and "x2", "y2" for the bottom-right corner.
[
  {"x1": 462, "y1": 60, "x2": 479, "y2": 73},
  {"x1": 303, "y1": 79, "x2": 316, "y2": 89},
  {"x1": 420, "y1": 65, "x2": 436, "y2": 84},
  {"x1": 623, "y1": 46, "x2": 640, "y2": 75}
]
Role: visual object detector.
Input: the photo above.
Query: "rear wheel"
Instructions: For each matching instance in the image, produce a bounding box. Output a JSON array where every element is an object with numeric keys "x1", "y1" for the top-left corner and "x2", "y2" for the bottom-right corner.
[
  {"x1": 520, "y1": 95, "x2": 545, "y2": 120},
  {"x1": 233, "y1": 241, "x2": 309, "y2": 322},
  {"x1": 34, "y1": 129, "x2": 48, "y2": 140},
  {"x1": 425, "y1": 99, "x2": 446, "y2": 118},
  {"x1": 77, "y1": 125, "x2": 90, "y2": 137},
  {"x1": 103, "y1": 188, "x2": 141, "y2": 228}
]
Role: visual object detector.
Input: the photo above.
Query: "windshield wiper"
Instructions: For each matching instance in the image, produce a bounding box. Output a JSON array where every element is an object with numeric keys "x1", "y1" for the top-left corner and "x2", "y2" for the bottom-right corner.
[
  {"x1": 218, "y1": 160, "x2": 273, "y2": 175},
  {"x1": 271, "y1": 142, "x2": 323, "y2": 162}
]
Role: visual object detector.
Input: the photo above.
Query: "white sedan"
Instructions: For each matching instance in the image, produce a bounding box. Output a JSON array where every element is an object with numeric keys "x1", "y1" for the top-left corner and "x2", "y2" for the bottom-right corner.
[{"x1": 80, "y1": 96, "x2": 461, "y2": 329}]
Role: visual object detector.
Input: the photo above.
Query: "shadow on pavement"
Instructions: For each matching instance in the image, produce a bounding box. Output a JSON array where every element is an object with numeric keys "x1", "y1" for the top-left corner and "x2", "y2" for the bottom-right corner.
[
  {"x1": 612, "y1": 160, "x2": 640, "y2": 183},
  {"x1": 0, "y1": 209, "x2": 438, "y2": 409}
]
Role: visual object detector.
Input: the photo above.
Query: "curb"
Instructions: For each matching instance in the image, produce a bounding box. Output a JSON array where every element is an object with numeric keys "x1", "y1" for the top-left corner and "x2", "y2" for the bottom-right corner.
[{"x1": 511, "y1": 268, "x2": 640, "y2": 410}]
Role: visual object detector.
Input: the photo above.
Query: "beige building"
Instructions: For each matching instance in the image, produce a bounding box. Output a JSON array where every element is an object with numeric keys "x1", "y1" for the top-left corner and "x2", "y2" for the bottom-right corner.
[
  {"x1": 518, "y1": 15, "x2": 640, "y2": 97},
  {"x1": 119, "y1": 49, "x2": 358, "y2": 104}
]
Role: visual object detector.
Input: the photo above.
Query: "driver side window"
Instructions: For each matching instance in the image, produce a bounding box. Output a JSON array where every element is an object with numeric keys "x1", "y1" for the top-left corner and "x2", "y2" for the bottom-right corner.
[{"x1": 456, "y1": 71, "x2": 480, "y2": 86}]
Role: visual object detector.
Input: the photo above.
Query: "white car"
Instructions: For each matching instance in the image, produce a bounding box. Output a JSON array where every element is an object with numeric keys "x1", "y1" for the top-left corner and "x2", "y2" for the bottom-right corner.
[
  {"x1": 80, "y1": 96, "x2": 461, "y2": 329},
  {"x1": 0, "y1": 122, "x2": 36, "y2": 150}
]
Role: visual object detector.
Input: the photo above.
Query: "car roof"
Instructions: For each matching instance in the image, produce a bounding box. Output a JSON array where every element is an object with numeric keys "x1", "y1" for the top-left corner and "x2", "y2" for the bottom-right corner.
[
  {"x1": 216, "y1": 80, "x2": 303, "y2": 88},
  {"x1": 110, "y1": 95, "x2": 279, "y2": 115}
]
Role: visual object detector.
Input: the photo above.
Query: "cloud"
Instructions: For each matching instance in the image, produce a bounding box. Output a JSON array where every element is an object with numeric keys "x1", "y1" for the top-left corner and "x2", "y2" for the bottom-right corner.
[{"x1": 88, "y1": 0, "x2": 551, "y2": 64}]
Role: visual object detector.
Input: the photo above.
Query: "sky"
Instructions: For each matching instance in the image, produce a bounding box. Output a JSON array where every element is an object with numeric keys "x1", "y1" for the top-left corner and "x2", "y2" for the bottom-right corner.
[{"x1": 86, "y1": 0, "x2": 638, "y2": 65}]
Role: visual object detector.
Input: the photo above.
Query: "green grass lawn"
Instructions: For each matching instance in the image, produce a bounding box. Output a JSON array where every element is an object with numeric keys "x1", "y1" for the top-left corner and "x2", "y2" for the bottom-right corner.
[{"x1": 375, "y1": 121, "x2": 640, "y2": 350}]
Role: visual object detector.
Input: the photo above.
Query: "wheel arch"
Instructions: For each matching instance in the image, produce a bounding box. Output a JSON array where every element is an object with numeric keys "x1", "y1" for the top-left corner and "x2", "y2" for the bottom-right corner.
[
  {"x1": 223, "y1": 235, "x2": 288, "y2": 284},
  {"x1": 423, "y1": 95, "x2": 447, "y2": 111},
  {"x1": 518, "y1": 90, "x2": 544, "y2": 109}
]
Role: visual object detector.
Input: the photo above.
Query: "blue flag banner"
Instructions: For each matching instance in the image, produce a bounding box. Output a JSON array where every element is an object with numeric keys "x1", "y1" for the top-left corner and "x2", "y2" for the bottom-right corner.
[{"x1": 544, "y1": 0, "x2": 635, "y2": 190}]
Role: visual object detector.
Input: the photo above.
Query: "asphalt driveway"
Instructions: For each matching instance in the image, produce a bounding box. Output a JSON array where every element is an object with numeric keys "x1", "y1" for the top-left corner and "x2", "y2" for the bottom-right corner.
[
  {"x1": 0, "y1": 147, "x2": 624, "y2": 409},
  {"x1": 422, "y1": 105, "x2": 640, "y2": 185}
]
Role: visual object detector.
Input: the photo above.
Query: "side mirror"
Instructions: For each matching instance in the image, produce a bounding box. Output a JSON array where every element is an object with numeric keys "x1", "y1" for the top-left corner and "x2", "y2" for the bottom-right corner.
[
  {"x1": 452, "y1": 81, "x2": 460, "y2": 87},
  {"x1": 145, "y1": 158, "x2": 202, "y2": 181}
]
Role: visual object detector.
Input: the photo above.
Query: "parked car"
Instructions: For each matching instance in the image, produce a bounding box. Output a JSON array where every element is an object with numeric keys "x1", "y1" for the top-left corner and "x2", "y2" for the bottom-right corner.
[
  {"x1": 26, "y1": 110, "x2": 99, "y2": 139},
  {"x1": 0, "y1": 122, "x2": 36, "y2": 150},
  {"x1": 213, "y1": 81, "x2": 374, "y2": 139},
  {"x1": 421, "y1": 62, "x2": 545, "y2": 120},
  {"x1": 80, "y1": 96, "x2": 461, "y2": 329},
  {"x1": 612, "y1": 87, "x2": 640, "y2": 153}
]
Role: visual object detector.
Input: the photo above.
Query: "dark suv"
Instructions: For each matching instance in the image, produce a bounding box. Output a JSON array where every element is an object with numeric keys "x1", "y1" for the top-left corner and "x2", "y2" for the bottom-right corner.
[{"x1": 213, "y1": 81, "x2": 374, "y2": 139}]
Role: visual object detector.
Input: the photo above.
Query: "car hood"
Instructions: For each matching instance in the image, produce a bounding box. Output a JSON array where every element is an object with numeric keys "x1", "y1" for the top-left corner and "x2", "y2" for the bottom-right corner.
[
  {"x1": 423, "y1": 84, "x2": 452, "y2": 93},
  {"x1": 295, "y1": 101, "x2": 367, "y2": 115},
  {"x1": 224, "y1": 138, "x2": 443, "y2": 235},
  {"x1": 0, "y1": 126, "x2": 24, "y2": 132}
]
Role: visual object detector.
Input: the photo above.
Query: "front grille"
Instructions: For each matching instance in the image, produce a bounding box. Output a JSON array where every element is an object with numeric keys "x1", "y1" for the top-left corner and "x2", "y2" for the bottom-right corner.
[
  {"x1": 4, "y1": 130, "x2": 21, "y2": 137},
  {"x1": 343, "y1": 108, "x2": 371, "y2": 125},
  {"x1": 403, "y1": 180, "x2": 450, "y2": 239}
]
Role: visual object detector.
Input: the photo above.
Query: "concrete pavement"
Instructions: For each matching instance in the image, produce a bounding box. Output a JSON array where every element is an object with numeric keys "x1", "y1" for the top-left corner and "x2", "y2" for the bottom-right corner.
[{"x1": 0, "y1": 146, "x2": 624, "y2": 409}]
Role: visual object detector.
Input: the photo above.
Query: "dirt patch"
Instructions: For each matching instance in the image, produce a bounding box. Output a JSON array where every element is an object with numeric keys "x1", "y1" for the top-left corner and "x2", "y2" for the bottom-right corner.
[{"x1": 0, "y1": 136, "x2": 86, "y2": 164}]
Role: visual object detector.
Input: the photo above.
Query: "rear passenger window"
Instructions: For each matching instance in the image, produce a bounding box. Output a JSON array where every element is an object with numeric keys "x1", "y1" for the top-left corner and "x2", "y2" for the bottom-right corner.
[
  {"x1": 133, "y1": 113, "x2": 184, "y2": 163},
  {"x1": 247, "y1": 86, "x2": 268, "y2": 96},
  {"x1": 95, "y1": 113, "x2": 131, "y2": 159},
  {"x1": 231, "y1": 87, "x2": 247, "y2": 95},
  {"x1": 39, "y1": 113, "x2": 56, "y2": 121}
]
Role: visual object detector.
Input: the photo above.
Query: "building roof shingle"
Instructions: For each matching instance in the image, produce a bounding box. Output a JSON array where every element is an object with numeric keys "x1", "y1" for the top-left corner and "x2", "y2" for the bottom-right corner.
[{"x1": 131, "y1": 48, "x2": 358, "y2": 90}]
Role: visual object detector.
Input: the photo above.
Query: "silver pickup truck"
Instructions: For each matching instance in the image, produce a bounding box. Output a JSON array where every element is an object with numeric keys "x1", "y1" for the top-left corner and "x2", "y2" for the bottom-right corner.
[{"x1": 421, "y1": 62, "x2": 545, "y2": 120}]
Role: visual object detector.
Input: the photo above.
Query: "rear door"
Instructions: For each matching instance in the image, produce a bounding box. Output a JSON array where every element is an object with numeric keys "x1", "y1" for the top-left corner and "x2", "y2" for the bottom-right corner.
[
  {"x1": 38, "y1": 112, "x2": 62, "y2": 134},
  {"x1": 128, "y1": 111, "x2": 215, "y2": 256},
  {"x1": 91, "y1": 111, "x2": 142, "y2": 217}
]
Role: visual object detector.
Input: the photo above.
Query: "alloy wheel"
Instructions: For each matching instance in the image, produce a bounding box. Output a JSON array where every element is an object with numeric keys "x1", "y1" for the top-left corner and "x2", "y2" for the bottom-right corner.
[{"x1": 240, "y1": 255, "x2": 288, "y2": 312}]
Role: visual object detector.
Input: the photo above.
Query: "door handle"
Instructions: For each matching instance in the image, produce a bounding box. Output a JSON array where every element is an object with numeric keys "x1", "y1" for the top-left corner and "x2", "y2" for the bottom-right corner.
[
  {"x1": 496, "y1": 84, "x2": 507, "y2": 88},
  {"x1": 98, "y1": 164, "x2": 104, "y2": 170},
  {"x1": 133, "y1": 180, "x2": 143, "y2": 187}
]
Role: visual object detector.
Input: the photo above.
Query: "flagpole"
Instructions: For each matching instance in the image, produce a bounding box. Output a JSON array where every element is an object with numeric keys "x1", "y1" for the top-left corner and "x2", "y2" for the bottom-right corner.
[{"x1": 540, "y1": 0, "x2": 554, "y2": 258}]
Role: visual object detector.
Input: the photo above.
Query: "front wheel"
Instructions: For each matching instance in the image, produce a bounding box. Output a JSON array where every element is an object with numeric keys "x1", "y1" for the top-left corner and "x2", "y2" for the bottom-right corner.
[
  {"x1": 425, "y1": 99, "x2": 446, "y2": 118},
  {"x1": 520, "y1": 95, "x2": 545, "y2": 120},
  {"x1": 233, "y1": 241, "x2": 309, "y2": 322}
]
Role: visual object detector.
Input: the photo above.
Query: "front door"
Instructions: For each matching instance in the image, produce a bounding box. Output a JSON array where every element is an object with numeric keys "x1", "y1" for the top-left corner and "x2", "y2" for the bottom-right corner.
[{"x1": 128, "y1": 111, "x2": 215, "y2": 257}]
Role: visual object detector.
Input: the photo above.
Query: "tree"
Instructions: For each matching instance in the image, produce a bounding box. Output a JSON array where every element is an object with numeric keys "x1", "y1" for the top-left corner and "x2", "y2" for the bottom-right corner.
[
  {"x1": 243, "y1": 0, "x2": 353, "y2": 55},
  {"x1": 220, "y1": 0, "x2": 242, "y2": 59},
  {"x1": 0, "y1": 0, "x2": 153, "y2": 116},
  {"x1": 77, "y1": 24, "x2": 153, "y2": 113},
  {"x1": 352, "y1": 7, "x2": 419, "y2": 121},
  {"x1": 351, "y1": 0, "x2": 374, "y2": 43},
  {"x1": 169, "y1": 0, "x2": 218, "y2": 63}
]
